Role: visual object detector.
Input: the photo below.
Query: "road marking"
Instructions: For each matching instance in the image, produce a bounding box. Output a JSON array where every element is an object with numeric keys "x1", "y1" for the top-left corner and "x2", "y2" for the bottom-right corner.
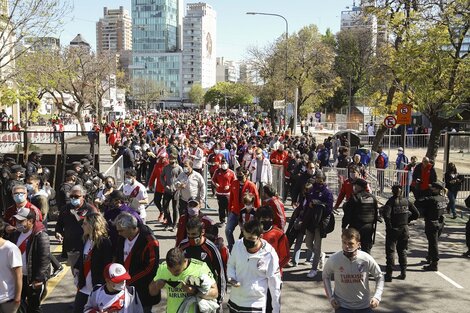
[
  {"x1": 43, "y1": 244, "x2": 70, "y2": 301},
  {"x1": 376, "y1": 231, "x2": 385, "y2": 239},
  {"x1": 435, "y1": 271, "x2": 464, "y2": 289}
]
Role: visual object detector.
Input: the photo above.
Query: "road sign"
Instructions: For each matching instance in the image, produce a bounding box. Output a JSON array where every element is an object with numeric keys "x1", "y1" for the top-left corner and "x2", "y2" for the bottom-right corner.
[
  {"x1": 315, "y1": 112, "x2": 321, "y2": 119},
  {"x1": 396, "y1": 103, "x2": 412, "y2": 124},
  {"x1": 273, "y1": 100, "x2": 286, "y2": 110},
  {"x1": 383, "y1": 115, "x2": 397, "y2": 128}
]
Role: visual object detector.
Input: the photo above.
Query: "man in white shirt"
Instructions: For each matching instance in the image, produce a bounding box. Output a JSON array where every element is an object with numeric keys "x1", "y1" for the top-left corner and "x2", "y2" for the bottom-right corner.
[
  {"x1": 0, "y1": 218, "x2": 22, "y2": 313},
  {"x1": 322, "y1": 228, "x2": 384, "y2": 313},
  {"x1": 175, "y1": 160, "x2": 206, "y2": 215},
  {"x1": 123, "y1": 169, "x2": 149, "y2": 223},
  {"x1": 227, "y1": 219, "x2": 282, "y2": 313},
  {"x1": 189, "y1": 139, "x2": 205, "y2": 175}
]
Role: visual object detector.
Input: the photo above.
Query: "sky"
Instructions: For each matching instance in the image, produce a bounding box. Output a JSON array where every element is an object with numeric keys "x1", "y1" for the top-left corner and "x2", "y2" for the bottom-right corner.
[{"x1": 59, "y1": 0, "x2": 353, "y2": 61}]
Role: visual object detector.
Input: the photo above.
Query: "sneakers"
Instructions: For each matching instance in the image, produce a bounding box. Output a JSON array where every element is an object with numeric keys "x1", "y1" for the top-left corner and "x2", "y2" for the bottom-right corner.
[
  {"x1": 51, "y1": 265, "x2": 64, "y2": 278},
  {"x1": 287, "y1": 261, "x2": 297, "y2": 268},
  {"x1": 164, "y1": 225, "x2": 169, "y2": 231},
  {"x1": 318, "y1": 252, "x2": 326, "y2": 270},
  {"x1": 307, "y1": 269, "x2": 318, "y2": 278},
  {"x1": 462, "y1": 251, "x2": 470, "y2": 257},
  {"x1": 423, "y1": 263, "x2": 438, "y2": 271},
  {"x1": 384, "y1": 273, "x2": 392, "y2": 282}
]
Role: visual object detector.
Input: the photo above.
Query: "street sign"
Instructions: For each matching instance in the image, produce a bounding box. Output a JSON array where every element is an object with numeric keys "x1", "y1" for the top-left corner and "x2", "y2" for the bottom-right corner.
[
  {"x1": 383, "y1": 115, "x2": 397, "y2": 128},
  {"x1": 273, "y1": 100, "x2": 286, "y2": 110},
  {"x1": 396, "y1": 103, "x2": 412, "y2": 124},
  {"x1": 315, "y1": 112, "x2": 321, "y2": 119}
]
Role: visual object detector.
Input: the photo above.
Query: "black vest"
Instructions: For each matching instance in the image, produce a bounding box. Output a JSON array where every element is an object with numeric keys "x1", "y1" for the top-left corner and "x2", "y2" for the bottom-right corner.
[
  {"x1": 390, "y1": 197, "x2": 410, "y2": 227},
  {"x1": 423, "y1": 195, "x2": 447, "y2": 220},
  {"x1": 355, "y1": 192, "x2": 376, "y2": 224}
]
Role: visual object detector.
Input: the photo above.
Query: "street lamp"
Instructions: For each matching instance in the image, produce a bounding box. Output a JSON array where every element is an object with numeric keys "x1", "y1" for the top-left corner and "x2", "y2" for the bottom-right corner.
[{"x1": 246, "y1": 12, "x2": 289, "y2": 130}]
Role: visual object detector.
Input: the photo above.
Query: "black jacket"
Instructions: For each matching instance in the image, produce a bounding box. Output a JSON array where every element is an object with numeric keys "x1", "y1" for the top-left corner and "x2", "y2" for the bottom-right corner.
[
  {"x1": 12, "y1": 222, "x2": 50, "y2": 283},
  {"x1": 114, "y1": 225, "x2": 160, "y2": 307},
  {"x1": 74, "y1": 237, "x2": 113, "y2": 290}
]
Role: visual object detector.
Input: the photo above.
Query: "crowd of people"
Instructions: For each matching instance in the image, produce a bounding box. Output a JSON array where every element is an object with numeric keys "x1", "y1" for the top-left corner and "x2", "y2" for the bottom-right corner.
[{"x1": 0, "y1": 109, "x2": 469, "y2": 313}]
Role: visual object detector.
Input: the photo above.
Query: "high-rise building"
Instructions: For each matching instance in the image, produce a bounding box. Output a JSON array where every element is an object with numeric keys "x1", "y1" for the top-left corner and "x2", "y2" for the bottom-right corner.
[
  {"x1": 132, "y1": 0, "x2": 184, "y2": 100},
  {"x1": 96, "y1": 6, "x2": 132, "y2": 55},
  {"x1": 216, "y1": 57, "x2": 239, "y2": 83},
  {"x1": 182, "y1": 2, "x2": 216, "y2": 98},
  {"x1": 340, "y1": 0, "x2": 386, "y2": 51},
  {"x1": 70, "y1": 33, "x2": 91, "y2": 50}
]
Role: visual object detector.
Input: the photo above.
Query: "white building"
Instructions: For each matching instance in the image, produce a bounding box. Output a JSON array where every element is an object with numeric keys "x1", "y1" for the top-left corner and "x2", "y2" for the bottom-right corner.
[
  {"x1": 182, "y1": 2, "x2": 217, "y2": 98},
  {"x1": 216, "y1": 57, "x2": 239, "y2": 83},
  {"x1": 340, "y1": 0, "x2": 386, "y2": 52},
  {"x1": 96, "y1": 6, "x2": 132, "y2": 55}
]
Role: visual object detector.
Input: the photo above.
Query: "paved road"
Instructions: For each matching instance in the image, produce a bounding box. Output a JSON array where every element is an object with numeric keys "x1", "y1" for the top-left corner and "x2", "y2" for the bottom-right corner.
[{"x1": 41, "y1": 192, "x2": 470, "y2": 313}]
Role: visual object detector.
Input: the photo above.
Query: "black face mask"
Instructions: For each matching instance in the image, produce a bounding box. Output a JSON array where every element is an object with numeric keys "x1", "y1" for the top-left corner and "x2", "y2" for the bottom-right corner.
[
  {"x1": 243, "y1": 238, "x2": 257, "y2": 249},
  {"x1": 261, "y1": 220, "x2": 273, "y2": 232},
  {"x1": 105, "y1": 182, "x2": 114, "y2": 189}
]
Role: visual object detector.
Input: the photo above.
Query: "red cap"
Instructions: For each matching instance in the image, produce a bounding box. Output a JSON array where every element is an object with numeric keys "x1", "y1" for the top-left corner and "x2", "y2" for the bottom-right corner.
[{"x1": 103, "y1": 263, "x2": 131, "y2": 283}]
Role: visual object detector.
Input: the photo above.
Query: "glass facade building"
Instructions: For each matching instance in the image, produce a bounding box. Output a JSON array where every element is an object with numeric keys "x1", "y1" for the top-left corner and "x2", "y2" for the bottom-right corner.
[{"x1": 131, "y1": 0, "x2": 183, "y2": 99}]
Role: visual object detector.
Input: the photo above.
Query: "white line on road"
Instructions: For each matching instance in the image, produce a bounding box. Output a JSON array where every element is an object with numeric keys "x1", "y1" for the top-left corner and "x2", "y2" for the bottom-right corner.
[{"x1": 435, "y1": 271, "x2": 464, "y2": 289}]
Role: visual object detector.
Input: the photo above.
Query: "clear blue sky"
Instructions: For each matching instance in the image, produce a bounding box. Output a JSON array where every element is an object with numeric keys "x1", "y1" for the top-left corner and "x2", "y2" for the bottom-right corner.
[{"x1": 59, "y1": 0, "x2": 352, "y2": 61}]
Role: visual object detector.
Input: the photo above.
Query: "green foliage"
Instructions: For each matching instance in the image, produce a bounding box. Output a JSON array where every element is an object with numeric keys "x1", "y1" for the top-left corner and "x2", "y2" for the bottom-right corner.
[
  {"x1": 188, "y1": 84, "x2": 205, "y2": 106},
  {"x1": 203, "y1": 82, "x2": 253, "y2": 109},
  {"x1": 0, "y1": 85, "x2": 18, "y2": 107}
]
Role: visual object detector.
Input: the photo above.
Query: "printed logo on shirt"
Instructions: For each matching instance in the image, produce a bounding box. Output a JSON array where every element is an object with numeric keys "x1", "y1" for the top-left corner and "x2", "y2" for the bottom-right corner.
[
  {"x1": 357, "y1": 262, "x2": 365, "y2": 273},
  {"x1": 201, "y1": 252, "x2": 207, "y2": 260},
  {"x1": 339, "y1": 266, "x2": 345, "y2": 273}
]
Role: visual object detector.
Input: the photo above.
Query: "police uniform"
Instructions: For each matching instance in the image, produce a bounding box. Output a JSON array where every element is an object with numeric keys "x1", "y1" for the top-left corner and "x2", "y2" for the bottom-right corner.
[
  {"x1": 342, "y1": 178, "x2": 379, "y2": 254},
  {"x1": 382, "y1": 191, "x2": 419, "y2": 281},
  {"x1": 416, "y1": 181, "x2": 448, "y2": 271}
]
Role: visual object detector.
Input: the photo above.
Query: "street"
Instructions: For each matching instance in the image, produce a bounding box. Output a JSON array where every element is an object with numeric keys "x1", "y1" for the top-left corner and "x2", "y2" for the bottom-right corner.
[{"x1": 42, "y1": 193, "x2": 470, "y2": 313}]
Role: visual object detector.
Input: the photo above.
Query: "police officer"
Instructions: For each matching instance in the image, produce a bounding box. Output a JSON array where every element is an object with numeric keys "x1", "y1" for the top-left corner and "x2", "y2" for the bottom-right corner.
[
  {"x1": 25, "y1": 151, "x2": 43, "y2": 176},
  {"x1": 71, "y1": 161, "x2": 84, "y2": 185},
  {"x1": 342, "y1": 178, "x2": 379, "y2": 254},
  {"x1": 382, "y1": 185, "x2": 419, "y2": 282},
  {"x1": 57, "y1": 170, "x2": 79, "y2": 209},
  {"x1": 416, "y1": 181, "x2": 448, "y2": 271}
]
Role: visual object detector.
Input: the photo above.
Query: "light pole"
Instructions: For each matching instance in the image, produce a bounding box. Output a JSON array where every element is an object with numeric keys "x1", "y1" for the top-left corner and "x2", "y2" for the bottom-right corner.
[{"x1": 246, "y1": 12, "x2": 288, "y2": 130}]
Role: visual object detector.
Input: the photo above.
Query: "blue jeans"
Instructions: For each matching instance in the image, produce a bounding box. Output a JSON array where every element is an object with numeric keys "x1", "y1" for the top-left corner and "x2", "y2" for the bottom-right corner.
[
  {"x1": 447, "y1": 190, "x2": 457, "y2": 216},
  {"x1": 336, "y1": 307, "x2": 373, "y2": 313},
  {"x1": 225, "y1": 212, "x2": 239, "y2": 251}
]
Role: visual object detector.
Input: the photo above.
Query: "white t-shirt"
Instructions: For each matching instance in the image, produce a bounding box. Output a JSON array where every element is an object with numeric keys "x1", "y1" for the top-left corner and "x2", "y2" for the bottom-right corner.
[
  {"x1": 0, "y1": 240, "x2": 22, "y2": 303},
  {"x1": 124, "y1": 233, "x2": 139, "y2": 264},
  {"x1": 80, "y1": 239, "x2": 94, "y2": 295},
  {"x1": 123, "y1": 181, "x2": 148, "y2": 220},
  {"x1": 17, "y1": 230, "x2": 32, "y2": 275}
]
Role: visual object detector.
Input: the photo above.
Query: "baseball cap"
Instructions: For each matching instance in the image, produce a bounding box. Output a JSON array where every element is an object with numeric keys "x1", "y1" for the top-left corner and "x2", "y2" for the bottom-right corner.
[
  {"x1": 14, "y1": 207, "x2": 31, "y2": 221},
  {"x1": 398, "y1": 147, "x2": 404, "y2": 151},
  {"x1": 10, "y1": 165, "x2": 25, "y2": 174},
  {"x1": 104, "y1": 263, "x2": 131, "y2": 283},
  {"x1": 188, "y1": 197, "x2": 199, "y2": 207}
]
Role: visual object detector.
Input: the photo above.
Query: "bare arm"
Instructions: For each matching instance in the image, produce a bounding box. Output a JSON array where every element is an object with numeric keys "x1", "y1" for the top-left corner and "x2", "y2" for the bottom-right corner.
[
  {"x1": 149, "y1": 279, "x2": 166, "y2": 296},
  {"x1": 12, "y1": 266, "x2": 22, "y2": 306}
]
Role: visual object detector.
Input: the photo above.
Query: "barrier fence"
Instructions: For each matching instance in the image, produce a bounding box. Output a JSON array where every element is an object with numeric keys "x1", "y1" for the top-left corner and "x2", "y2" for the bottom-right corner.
[{"x1": 103, "y1": 156, "x2": 125, "y2": 189}]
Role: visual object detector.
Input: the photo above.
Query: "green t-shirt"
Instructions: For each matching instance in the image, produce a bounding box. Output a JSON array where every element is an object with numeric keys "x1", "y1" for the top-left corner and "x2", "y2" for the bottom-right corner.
[{"x1": 155, "y1": 258, "x2": 215, "y2": 313}]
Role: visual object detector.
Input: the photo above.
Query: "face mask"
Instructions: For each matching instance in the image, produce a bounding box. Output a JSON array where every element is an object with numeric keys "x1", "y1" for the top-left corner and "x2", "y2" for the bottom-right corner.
[
  {"x1": 343, "y1": 248, "x2": 358, "y2": 258},
  {"x1": 16, "y1": 224, "x2": 26, "y2": 232},
  {"x1": 13, "y1": 193, "x2": 26, "y2": 204},
  {"x1": 70, "y1": 198, "x2": 81, "y2": 207},
  {"x1": 256, "y1": 154, "x2": 263, "y2": 160},
  {"x1": 245, "y1": 204, "x2": 253, "y2": 210},
  {"x1": 349, "y1": 173, "x2": 357, "y2": 180},
  {"x1": 26, "y1": 184, "x2": 34, "y2": 193},
  {"x1": 188, "y1": 207, "x2": 199, "y2": 216},
  {"x1": 105, "y1": 182, "x2": 114, "y2": 189},
  {"x1": 236, "y1": 175, "x2": 244, "y2": 181},
  {"x1": 261, "y1": 220, "x2": 273, "y2": 232},
  {"x1": 243, "y1": 238, "x2": 257, "y2": 250},
  {"x1": 183, "y1": 167, "x2": 190, "y2": 174},
  {"x1": 124, "y1": 178, "x2": 132, "y2": 185},
  {"x1": 112, "y1": 281, "x2": 126, "y2": 291},
  {"x1": 221, "y1": 163, "x2": 229, "y2": 170},
  {"x1": 189, "y1": 236, "x2": 202, "y2": 246},
  {"x1": 307, "y1": 169, "x2": 314, "y2": 176}
]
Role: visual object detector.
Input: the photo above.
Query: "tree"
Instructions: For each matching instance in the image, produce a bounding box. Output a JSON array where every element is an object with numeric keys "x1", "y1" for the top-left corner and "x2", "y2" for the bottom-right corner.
[
  {"x1": 188, "y1": 83, "x2": 205, "y2": 108},
  {"x1": 131, "y1": 77, "x2": 165, "y2": 114},
  {"x1": 203, "y1": 82, "x2": 253, "y2": 110},
  {"x1": 0, "y1": 0, "x2": 72, "y2": 83}
]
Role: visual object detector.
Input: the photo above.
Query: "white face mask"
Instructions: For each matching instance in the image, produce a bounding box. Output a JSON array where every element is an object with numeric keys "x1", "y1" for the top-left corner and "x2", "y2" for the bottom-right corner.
[
  {"x1": 112, "y1": 281, "x2": 126, "y2": 291},
  {"x1": 221, "y1": 163, "x2": 229, "y2": 170}
]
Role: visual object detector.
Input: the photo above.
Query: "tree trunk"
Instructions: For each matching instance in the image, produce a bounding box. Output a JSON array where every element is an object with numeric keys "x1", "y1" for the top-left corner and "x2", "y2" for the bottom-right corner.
[
  {"x1": 426, "y1": 118, "x2": 446, "y2": 161},
  {"x1": 372, "y1": 124, "x2": 388, "y2": 151},
  {"x1": 76, "y1": 113, "x2": 86, "y2": 135}
]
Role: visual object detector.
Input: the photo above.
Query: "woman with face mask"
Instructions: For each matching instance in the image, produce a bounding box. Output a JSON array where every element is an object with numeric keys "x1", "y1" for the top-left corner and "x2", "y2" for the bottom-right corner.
[
  {"x1": 84, "y1": 263, "x2": 144, "y2": 313},
  {"x1": 72, "y1": 213, "x2": 113, "y2": 313},
  {"x1": 94, "y1": 176, "x2": 116, "y2": 209}
]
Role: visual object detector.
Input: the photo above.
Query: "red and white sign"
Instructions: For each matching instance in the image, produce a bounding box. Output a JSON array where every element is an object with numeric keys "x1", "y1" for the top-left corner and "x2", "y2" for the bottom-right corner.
[{"x1": 383, "y1": 115, "x2": 397, "y2": 128}]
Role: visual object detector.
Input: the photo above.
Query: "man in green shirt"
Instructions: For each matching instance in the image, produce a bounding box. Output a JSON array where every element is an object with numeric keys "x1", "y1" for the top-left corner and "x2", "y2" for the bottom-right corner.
[{"x1": 149, "y1": 247, "x2": 218, "y2": 313}]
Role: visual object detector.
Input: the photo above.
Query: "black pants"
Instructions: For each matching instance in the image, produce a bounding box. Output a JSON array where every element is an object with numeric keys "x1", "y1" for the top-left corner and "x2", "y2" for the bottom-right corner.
[
  {"x1": 179, "y1": 199, "x2": 188, "y2": 216},
  {"x1": 355, "y1": 223, "x2": 374, "y2": 254},
  {"x1": 283, "y1": 178, "x2": 291, "y2": 202},
  {"x1": 425, "y1": 219, "x2": 442, "y2": 262},
  {"x1": 19, "y1": 276, "x2": 46, "y2": 313},
  {"x1": 216, "y1": 194, "x2": 229, "y2": 223},
  {"x1": 385, "y1": 226, "x2": 409, "y2": 271},
  {"x1": 154, "y1": 192, "x2": 163, "y2": 213},
  {"x1": 73, "y1": 291, "x2": 89, "y2": 313},
  {"x1": 162, "y1": 192, "x2": 178, "y2": 226}
]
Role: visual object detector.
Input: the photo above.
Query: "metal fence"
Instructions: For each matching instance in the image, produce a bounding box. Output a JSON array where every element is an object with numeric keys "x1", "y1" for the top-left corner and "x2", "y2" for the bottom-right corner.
[
  {"x1": 359, "y1": 134, "x2": 449, "y2": 150},
  {"x1": 103, "y1": 156, "x2": 124, "y2": 189}
]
